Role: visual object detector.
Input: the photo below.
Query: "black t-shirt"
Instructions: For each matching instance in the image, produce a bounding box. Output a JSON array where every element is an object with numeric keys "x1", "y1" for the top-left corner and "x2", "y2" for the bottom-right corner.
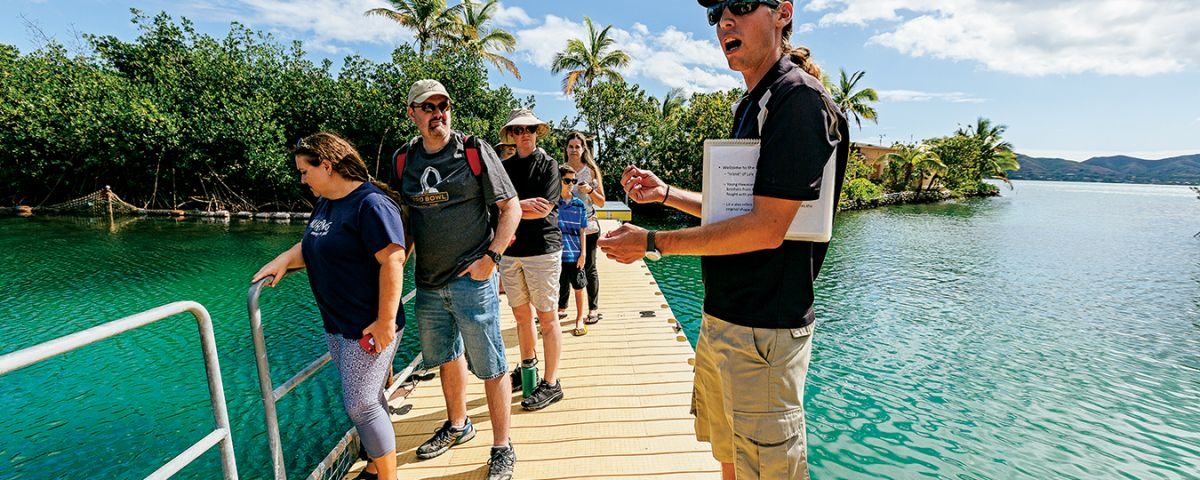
[
  {"x1": 503, "y1": 149, "x2": 563, "y2": 257},
  {"x1": 701, "y1": 57, "x2": 850, "y2": 329}
]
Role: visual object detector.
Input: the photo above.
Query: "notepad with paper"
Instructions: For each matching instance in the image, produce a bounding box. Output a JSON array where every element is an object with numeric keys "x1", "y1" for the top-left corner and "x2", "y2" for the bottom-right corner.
[{"x1": 701, "y1": 139, "x2": 837, "y2": 242}]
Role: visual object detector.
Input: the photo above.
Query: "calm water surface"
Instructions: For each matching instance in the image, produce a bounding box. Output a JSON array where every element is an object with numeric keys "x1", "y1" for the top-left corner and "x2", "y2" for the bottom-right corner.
[{"x1": 2, "y1": 180, "x2": 1198, "y2": 479}]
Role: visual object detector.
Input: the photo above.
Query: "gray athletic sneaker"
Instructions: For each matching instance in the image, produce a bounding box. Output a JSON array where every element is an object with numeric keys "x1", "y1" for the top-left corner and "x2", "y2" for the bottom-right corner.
[
  {"x1": 520, "y1": 380, "x2": 563, "y2": 411},
  {"x1": 486, "y1": 444, "x2": 516, "y2": 480},
  {"x1": 416, "y1": 418, "x2": 475, "y2": 460}
]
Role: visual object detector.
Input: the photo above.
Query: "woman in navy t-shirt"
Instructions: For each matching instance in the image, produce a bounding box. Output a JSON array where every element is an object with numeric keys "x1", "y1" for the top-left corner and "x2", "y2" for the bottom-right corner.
[{"x1": 253, "y1": 133, "x2": 406, "y2": 480}]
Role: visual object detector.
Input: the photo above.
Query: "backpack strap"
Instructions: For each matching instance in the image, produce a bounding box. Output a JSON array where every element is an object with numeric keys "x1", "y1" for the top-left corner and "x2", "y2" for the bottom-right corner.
[
  {"x1": 392, "y1": 137, "x2": 420, "y2": 181},
  {"x1": 397, "y1": 135, "x2": 483, "y2": 178},
  {"x1": 462, "y1": 135, "x2": 483, "y2": 177}
]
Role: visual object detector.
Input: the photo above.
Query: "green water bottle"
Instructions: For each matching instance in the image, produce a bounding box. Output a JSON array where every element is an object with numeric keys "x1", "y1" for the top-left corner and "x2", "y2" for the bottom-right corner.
[{"x1": 520, "y1": 358, "x2": 539, "y2": 398}]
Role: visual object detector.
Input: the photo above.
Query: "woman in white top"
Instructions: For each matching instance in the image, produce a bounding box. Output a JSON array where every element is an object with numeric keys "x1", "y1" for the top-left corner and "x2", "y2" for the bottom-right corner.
[{"x1": 562, "y1": 131, "x2": 605, "y2": 323}]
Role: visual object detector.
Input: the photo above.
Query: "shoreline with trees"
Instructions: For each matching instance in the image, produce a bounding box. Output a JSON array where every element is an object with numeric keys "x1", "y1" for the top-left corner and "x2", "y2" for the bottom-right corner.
[{"x1": 2, "y1": 7, "x2": 1020, "y2": 215}]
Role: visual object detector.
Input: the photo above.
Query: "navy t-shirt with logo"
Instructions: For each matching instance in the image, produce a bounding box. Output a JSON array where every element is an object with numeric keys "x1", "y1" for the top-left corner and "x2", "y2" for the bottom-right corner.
[
  {"x1": 701, "y1": 57, "x2": 850, "y2": 329},
  {"x1": 301, "y1": 182, "x2": 406, "y2": 339}
]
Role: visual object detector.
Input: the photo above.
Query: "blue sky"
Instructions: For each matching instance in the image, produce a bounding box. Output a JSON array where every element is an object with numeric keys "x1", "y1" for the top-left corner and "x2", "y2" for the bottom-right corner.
[{"x1": 5, "y1": 0, "x2": 1200, "y2": 161}]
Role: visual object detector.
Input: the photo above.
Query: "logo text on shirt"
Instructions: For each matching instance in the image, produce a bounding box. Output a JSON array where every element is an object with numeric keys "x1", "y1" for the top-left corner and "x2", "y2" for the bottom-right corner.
[
  {"x1": 309, "y1": 219, "x2": 332, "y2": 237},
  {"x1": 412, "y1": 166, "x2": 450, "y2": 205}
]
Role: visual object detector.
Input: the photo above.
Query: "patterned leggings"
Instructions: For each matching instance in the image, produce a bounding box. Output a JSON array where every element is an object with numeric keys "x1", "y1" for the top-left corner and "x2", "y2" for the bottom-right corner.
[{"x1": 325, "y1": 332, "x2": 399, "y2": 458}]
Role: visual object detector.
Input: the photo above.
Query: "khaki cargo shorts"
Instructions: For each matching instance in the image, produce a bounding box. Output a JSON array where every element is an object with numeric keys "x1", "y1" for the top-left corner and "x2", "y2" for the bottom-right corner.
[
  {"x1": 498, "y1": 251, "x2": 562, "y2": 313},
  {"x1": 692, "y1": 313, "x2": 814, "y2": 480}
]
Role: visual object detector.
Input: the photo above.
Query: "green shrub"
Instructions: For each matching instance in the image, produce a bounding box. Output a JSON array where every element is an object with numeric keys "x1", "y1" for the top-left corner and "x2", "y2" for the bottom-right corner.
[{"x1": 843, "y1": 177, "x2": 883, "y2": 202}]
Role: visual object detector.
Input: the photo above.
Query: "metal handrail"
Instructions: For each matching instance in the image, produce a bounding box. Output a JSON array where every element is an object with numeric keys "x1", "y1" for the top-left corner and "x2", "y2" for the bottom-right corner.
[
  {"x1": 0, "y1": 301, "x2": 238, "y2": 480},
  {"x1": 248, "y1": 275, "x2": 420, "y2": 480}
]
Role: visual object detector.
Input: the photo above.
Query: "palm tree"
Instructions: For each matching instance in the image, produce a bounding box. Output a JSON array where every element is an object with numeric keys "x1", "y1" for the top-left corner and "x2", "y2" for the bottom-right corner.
[
  {"x1": 884, "y1": 143, "x2": 943, "y2": 192},
  {"x1": 456, "y1": 0, "x2": 520, "y2": 79},
  {"x1": 912, "y1": 146, "x2": 948, "y2": 192},
  {"x1": 365, "y1": 0, "x2": 462, "y2": 57},
  {"x1": 550, "y1": 17, "x2": 631, "y2": 95},
  {"x1": 659, "y1": 88, "x2": 687, "y2": 119},
  {"x1": 958, "y1": 117, "x2": 1019, "y2": 186},
  {"x1": 823, "y1": 68, "x2": 879, "y2": 129}
]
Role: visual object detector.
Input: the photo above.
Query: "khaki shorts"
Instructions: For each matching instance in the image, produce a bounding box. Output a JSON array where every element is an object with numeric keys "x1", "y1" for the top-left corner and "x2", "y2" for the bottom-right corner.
[
  {"x1": 692, "y1": 313, "x2": 814, "y2": 480},
  {"x1": 499, "y1": 252, "x2": 562, "y2": 313}
]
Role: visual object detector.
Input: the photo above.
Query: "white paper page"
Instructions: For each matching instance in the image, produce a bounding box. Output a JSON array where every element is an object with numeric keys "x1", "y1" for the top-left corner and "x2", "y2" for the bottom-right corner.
[{"x1": 702, "y1": 139, "x2": 836, "y2": 242}]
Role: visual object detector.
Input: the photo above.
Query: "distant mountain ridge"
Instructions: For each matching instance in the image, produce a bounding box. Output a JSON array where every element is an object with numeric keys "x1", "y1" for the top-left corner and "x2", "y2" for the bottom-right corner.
[{"x1": 1011, "y1": 153, "x2": 1200, "y2": 185}]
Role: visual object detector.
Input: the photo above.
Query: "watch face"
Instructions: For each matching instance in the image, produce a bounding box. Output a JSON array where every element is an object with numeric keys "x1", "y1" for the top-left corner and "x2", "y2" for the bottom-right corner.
[{"x1": 645, "y1": 250, "x2": 662, "y2": 261}]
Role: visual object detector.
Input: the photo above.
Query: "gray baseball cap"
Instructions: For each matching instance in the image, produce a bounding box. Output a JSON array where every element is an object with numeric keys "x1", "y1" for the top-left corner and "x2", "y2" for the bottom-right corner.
[{"x1": 407, "y1": 79, "x2": 452, "y2": 105}]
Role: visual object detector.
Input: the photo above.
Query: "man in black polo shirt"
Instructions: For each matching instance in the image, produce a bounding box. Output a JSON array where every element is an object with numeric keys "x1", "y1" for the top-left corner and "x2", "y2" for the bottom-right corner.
[{"x1": 598, "y1": 1, "x2": 849, "y2": 479}]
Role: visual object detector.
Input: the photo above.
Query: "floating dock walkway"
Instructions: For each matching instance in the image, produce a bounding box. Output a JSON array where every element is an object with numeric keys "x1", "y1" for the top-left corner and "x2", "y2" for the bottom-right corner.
[{"x1": 352, "y1": 220, "x2": 720, "y2": 479}]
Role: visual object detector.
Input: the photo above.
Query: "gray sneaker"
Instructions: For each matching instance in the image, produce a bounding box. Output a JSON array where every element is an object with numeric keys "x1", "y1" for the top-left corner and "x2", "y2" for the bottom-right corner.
[
  {"x1": 416, "y1": 418, "x2": 475, "y2": 460},
  {"x1": 520, "y1": 380, "x2": 563, "y2": 411},
  {"x1": 486, "y1": 444, "x2": 516, "y2": 480}
]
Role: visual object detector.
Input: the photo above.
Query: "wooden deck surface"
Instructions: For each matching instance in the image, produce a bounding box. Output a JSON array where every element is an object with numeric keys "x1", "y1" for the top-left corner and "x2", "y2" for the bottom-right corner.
[{"x1": 348, "y1": 220, "x2": 719, "y2": 479}]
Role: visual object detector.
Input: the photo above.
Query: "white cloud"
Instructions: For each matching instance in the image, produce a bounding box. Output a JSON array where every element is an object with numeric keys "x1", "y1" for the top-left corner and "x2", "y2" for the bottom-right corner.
[
  {"x1": 877, "y1": 89, "x2": 985, "y2": 103},
  {"x1": 510, "y1": 87, "x2": 570, "y2": 101},
  {"x1": 491, "y1": 3, "x2": 534, "y2": 27},
  {"x1": 207, "y1": 0, "x2": 415, "y2": 47},
  {"x1": 513, "y1": 16, "x2": 739, "y2": 94},
  {"x1": 513, "y1": 15, "x2": 587, "y2": 70},
  {"x1": 806, "y1": 0, "x2": 1200, "y2": 76}
]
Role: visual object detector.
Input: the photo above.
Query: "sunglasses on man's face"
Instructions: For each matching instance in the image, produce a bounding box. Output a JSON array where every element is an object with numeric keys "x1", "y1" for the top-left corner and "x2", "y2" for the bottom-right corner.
[
  {"x1": 707, "y1": 0, "x2": 781, "y2": 25},
  {"x1": 412, "y1": 101, "x2": 452, "y2": 113},
  {"x1": 562, "y1": 178, "x2": 577, "y2": 185},
  {"x1": 508, "y1": 126, "x2": 538, "y2": 136}
]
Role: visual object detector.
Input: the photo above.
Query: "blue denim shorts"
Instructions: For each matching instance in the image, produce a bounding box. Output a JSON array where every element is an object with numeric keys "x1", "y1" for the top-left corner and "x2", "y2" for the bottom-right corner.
[{"x1": 414, "y1": 273, "x2": 507, "y2": 380}]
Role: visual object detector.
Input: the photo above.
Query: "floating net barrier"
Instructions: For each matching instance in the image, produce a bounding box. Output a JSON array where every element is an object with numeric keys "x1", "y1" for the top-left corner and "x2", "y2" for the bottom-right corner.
[
  {"x1": 5, "y1": 186, "x2": 317, "y2": 221},
  {"x1": 42, "y1": 186, "x2": 143, "y2": 215}
]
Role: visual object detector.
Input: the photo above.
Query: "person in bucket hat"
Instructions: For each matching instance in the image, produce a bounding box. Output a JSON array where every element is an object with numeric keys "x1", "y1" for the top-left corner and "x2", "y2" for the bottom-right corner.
[
  {"x1": 599, "y1": 1, "x2": 850, "y2": 479},
  {"x1": 495, "y1": 108, "x2": 568, "y2": 412}
]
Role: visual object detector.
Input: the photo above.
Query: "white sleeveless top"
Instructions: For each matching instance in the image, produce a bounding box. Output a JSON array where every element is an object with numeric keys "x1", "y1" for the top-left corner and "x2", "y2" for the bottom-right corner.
[{"x1": 573, "y1": 165, "x2": 601, "y2": 234}]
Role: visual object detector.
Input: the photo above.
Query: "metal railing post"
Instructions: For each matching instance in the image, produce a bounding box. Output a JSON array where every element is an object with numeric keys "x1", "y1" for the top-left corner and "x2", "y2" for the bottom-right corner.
[
  {"x1": 0, "y1": 301, "x2": 238, "y2": 480},
  {"x1": 248, "y1": 276, "x2": 288, "y2": 480}
]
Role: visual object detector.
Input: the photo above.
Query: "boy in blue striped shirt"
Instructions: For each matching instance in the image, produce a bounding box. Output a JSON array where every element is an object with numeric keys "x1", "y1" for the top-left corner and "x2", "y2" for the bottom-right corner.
[{"x1": 557, "y1": 165, "x2": 589, "y2": 336}]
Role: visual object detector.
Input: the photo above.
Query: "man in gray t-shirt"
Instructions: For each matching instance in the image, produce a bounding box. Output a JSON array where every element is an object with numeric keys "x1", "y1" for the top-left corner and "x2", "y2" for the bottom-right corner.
[
  {"x1": 389, "y1": 79, "x2": 521, "y2": 479},
  {"x1": 400, "y1": 130, "x2": 516, "y2": 289}
]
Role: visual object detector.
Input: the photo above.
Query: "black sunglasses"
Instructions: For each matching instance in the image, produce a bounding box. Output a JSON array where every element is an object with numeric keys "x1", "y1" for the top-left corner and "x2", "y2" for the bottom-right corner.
[
  {"x1": 507, "y1": 125, "x2": 538, "y2": 136},
  {"x1": 562, "y1": 177, "x2": 577, "y2": 185},
  {"x1": 411, "y1": 100, "x2": 452, "y2": 113},
  {"x1": 707, "y1": 0, "x2": 781, "y2": 25}
]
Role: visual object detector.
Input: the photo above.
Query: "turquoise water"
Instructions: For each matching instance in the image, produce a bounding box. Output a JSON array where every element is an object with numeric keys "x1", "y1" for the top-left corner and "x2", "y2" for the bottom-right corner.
[{"x1": 2, "y1": 180, "x2": 1199, "y2": 479}]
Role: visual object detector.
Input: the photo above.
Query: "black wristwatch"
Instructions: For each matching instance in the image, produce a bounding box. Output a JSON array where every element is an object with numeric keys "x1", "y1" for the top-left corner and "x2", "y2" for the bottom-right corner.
[
  {"x1": 484, "y1": 249, "x2": 503, "y2": 264},
  {"x1": 645, "y1": 230, "x2": 662, "y2": 261}
]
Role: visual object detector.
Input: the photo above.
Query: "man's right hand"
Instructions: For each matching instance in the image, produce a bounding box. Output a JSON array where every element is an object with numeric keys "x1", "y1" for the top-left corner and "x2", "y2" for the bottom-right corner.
[
  {"x1": 621, "y1": 165, "x2": 667, "y2": 204},
  {"x1": 458, "y1": 256, "x2": 495, "y2": 281}
]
